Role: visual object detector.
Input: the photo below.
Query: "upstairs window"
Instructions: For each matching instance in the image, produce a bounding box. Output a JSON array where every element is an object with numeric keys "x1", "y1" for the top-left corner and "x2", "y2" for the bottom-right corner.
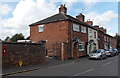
[
  {"x1": 73, "y1": 23, "x2": 79, "y2": 32},
  {"x1": 89, "y1": 29, "x2": 92, "y2": 37},
  {"x1": 104, "y1": 36, "x2": 106, "y2": 41},
  {"x1": 81, "y1": 26, "x2": 86, "y2": 33},
  {"x1": 94, "y1": 32, "x2": 96, "y2": 38},
  {"x1": 38, "y1": 25, "x2": 44, "y2": 32}
]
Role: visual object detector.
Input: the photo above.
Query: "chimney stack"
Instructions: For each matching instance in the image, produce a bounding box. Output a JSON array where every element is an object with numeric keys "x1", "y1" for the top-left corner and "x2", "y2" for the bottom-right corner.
[
  {"x1": 59, "y1": 4, "x2": 67, "y2": 14},
  {"x1": 99, "y1": 27, "x2": 104, "y2": 32},
  {"x1": 103, "y1": 29, "x2": 107, "y2": 33},
  {"x1": 94, "y1": 25, "x2": 99, "y2": 30},
  {"x1": 76, "y1": 13, "x2": 85, "y2": 22},
  {"x1": 85, "y1": 20, "x2": 93, "y2": 26}
]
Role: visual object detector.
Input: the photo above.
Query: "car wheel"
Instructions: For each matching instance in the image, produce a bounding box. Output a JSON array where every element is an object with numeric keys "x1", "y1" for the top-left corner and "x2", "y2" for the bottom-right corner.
[
  {"x1": 105, "y1": 56, "x2": 107, "y2": 59},
  {"x1": 100, "y1": 56, "x2": 102, "y2": 60},
  {"x1": 111, "y1": 54, "x2": 113, "y2": 57}
]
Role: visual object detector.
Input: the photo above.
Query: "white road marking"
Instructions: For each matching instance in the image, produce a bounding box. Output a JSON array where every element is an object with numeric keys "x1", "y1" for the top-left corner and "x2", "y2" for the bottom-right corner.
[
  {"x1": 73, "y1": 69, "x2": 94, "y2": 76},
  {"x1": 101, "y1": 61, "x2": 112, "y2": 66}
]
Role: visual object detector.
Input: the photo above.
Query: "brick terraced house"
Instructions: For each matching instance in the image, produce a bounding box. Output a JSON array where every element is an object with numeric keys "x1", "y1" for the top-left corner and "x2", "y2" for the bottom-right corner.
[
  {"x1": 93, "y1": 26, "x2": 117, "y2": 49},
  {"x1": 29, "y1": 5, "x2": 117, "y2": 60}
]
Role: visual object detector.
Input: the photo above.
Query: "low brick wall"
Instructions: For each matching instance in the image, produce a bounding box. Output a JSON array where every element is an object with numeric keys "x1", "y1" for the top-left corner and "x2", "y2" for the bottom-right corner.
[{"x1": 2, "y1": 42, "x2": 45, "y2": 68}]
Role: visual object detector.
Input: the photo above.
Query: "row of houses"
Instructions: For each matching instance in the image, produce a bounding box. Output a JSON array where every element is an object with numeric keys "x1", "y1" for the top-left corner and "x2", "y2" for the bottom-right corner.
[{"x1": 29, "y1": 4, "x2": 117, "y2": 60}]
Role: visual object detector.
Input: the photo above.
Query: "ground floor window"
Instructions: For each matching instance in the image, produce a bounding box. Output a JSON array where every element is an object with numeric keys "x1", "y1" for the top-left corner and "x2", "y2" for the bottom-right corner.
[{"x1": 78, "y1": 42, "x2": 84, "y2": 51}]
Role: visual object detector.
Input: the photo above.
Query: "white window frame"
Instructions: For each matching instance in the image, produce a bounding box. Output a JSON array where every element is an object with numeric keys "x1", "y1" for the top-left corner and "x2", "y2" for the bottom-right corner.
[
  {"x1": 73, "y1": 23, "x2": 79, "y2": 32},
  {"x1": 89, "y1": 29, "x2": 92, "y2": 37},
  {"x1": 78, "y1": 42, "x2": 84, "y2": 51},
  {"x1": 104, "y1": 36, "x2": 106, "y2": 41},
  {"x1": 38, "y1": 24, "x2": 44, "y2": 32},
  {"x1": 81, "y1": 26, "x2": 86, "y2": 33}
]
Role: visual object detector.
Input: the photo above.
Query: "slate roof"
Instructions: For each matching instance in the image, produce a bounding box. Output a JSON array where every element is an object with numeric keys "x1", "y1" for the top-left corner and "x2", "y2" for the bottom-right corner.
[
  {"x1": 29, "y1": 13, "x2": 115, "y2": 38},
  {"x1": 29, "y1": 13, "x2": 68, "y2": 26},
  {"x1": 29, "y1": 13, "x2": 85, "y2": 26},
  {"x1": 29, "y1": 13, "x2": 97, "y2": 30}
]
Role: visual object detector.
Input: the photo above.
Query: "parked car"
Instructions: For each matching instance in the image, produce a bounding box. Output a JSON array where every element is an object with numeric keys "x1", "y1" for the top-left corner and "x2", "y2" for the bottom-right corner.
[
  {"x1": 112, "y1": 48, "x2": 119, "y2": 55},
  {"x1": 89, "y1": 49, "x2": 107, "y2": 60},
  {"x1": 118, "y1": 48, "x2": 120, "y2": 53},
  {"x1": 104, "y1": 49, "x2": 114, "y2": 57}
]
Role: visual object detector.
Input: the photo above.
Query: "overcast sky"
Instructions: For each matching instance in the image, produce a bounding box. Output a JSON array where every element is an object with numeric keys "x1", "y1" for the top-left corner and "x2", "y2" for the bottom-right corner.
[{"x1": 0, "y1": 0, "x2": 119, "y2": 40}]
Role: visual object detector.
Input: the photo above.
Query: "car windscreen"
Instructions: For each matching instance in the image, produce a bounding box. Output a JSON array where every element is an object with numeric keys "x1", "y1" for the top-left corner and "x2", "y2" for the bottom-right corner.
[
  {"x1": 104, "y1": 49, "x2": 109, "y2": 51},
  {"x1": 91, "y1": 50, "x2": 101, "y2": 53}
]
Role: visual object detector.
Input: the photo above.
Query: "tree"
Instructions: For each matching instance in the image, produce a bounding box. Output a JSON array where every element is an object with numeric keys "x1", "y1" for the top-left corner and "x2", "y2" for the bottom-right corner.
[
  {"x1": 10, "y1": 33, "x2": 25, "y2": 42},
  {"x1": 114, "y1": 33, "x2": 120, "y2": 48},
  {"x1": 4, "y1": 36, "x2": 10, "y2": 42}
]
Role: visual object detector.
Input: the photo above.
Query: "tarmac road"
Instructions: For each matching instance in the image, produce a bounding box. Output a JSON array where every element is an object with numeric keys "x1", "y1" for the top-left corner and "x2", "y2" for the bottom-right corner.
[{"x1": 11, "y1": 55, "x2": 118, "y2": 76}]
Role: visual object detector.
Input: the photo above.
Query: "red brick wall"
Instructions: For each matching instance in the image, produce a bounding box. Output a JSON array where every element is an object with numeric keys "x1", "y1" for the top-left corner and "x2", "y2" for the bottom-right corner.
[
  {"x1": 98, "y1": 31, "x2": 104, "y2": 49},
  {"x1": 111, "y1": 38, "x2": 117, "y2": 48},
  {"x1": 2, "y1": 42, "x2": 45, "y2": 69},
  {"x1": 68, "y1": 21, "x2": 88, "y2": 57},
  {"x1": 98, "y1": 31, "x2": 117, "y2": 49},
  {"x1": 30, "y1": 20, "x2": 89, "y2": 59},
  {"x1": 30, "y1": 20, "x2": 69, "y2": 57}
]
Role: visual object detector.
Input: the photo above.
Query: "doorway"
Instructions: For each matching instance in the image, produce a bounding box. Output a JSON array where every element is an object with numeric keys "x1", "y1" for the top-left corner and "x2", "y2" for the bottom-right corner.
[{"x1": 73, "y1": 42, "x2": 78, "y2": 59}]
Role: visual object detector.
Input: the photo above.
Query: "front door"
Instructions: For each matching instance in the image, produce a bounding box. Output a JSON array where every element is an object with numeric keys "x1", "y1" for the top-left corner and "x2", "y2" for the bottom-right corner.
[{"x1": 73, "y1": 42, "x2": 78, "y2": 59}]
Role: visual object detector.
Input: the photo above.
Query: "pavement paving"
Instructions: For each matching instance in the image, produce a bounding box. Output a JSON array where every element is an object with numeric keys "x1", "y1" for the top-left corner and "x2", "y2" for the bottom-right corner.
[{"x1": 2, "y1": 56, "x2": 87, "y2": 76}]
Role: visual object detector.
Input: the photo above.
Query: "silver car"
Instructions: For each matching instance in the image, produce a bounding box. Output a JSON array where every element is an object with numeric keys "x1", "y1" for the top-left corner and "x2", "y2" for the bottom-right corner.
[
  {"x1": 104, "y1": 49, "x2": 114, "y2": 56},
  {"x1": 89, "y1": 49, "x2": 107, "y2": 60}
]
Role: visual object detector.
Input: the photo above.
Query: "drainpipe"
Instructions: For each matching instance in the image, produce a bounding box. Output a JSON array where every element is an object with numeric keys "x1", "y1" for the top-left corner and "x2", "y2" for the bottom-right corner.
[{"x1": 70, "y1": 20, "x2": 73, "y2": 58}]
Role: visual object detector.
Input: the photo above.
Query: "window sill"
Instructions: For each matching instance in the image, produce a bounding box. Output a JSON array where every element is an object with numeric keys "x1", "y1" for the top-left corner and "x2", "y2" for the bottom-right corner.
[{"x1": 79, "y1": 49, "x2": 84, "y2": 51}]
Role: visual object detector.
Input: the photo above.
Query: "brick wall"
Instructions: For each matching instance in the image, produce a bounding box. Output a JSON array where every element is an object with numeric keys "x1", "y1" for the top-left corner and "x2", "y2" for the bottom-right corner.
[
  {"x1": 98, "y1": 31, "x2": 104, "y2": 49},
  {"x1": 2, "y1": 42, "x2": 45, "y2": 68},
  {"x1": 68, "y1": 21, "x2": 88, "y2": 57},
  {"x1": 30, "y1": 20, "x2": 69, "y2": 57}
]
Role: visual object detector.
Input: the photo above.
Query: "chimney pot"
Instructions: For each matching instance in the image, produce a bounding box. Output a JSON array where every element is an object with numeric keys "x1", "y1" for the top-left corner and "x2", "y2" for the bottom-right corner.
[
  {"x1": 76, "y1": 13, "x2": 85, "y2": 22},
  {"x1": 60, "y1": 4, "x2": 63, "y2": 7},
  {"x1": 85, "y1": 21, "x2": 93, "y2": 26},
  {"x1": 59, "y1": 4, "x2": 67, "y2": 14}
]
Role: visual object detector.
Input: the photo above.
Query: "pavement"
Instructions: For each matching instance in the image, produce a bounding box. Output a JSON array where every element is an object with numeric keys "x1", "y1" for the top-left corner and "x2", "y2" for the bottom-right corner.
[
  {"x1": 11, "y1": 55, "x2": 118, "y2": 77},
  {"x1": 2, "y1": 56, "x2": 87, "y2": 76}
]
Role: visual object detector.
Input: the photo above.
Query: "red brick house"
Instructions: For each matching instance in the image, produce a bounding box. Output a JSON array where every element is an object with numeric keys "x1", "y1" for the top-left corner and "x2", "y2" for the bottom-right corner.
[
  {"x1": 93, "y1": 26, "x2": 117, "y2": 49},
  {"x1": 29, "y1": 5, "x2": 90, "y2": 60},
  {"x1": 29, "y1": 4, "x2": 117, "y2": 60}
]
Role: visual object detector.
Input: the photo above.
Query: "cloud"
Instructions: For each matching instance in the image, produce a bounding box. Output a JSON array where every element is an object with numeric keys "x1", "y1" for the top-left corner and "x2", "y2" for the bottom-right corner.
[
  {"x1": 0, "y1": 0, "x2": 118, "y2": 40},
  {"x1": 107, "y1": 32, "x2": 116, "y2": 36},
  {"x1": 61, "y1": 0, "x2": 77, "y2": 11},
  {"x1": 0, "y1": 0, "x2": 60, "y2": 40},
  {"x1": 0, "y1": 4, "x2": 12, "y2": 16},
  {"x1": 85, "y1": 10, "x2": 117, "y2": 26},
  {"x1": 83, "y1": 0, "x2": 100, "y2": 9}
]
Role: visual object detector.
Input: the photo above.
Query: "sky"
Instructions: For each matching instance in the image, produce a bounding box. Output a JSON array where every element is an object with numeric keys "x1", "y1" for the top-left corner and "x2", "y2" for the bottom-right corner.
[{"x1": 0, "y1": 0, "x2": 119, "y2": 40}]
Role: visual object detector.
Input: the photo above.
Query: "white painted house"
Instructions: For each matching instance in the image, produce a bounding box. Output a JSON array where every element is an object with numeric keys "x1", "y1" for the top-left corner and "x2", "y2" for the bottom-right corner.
[{"x1": 86, "y1": 21, "x2": 98, "y2": 55}]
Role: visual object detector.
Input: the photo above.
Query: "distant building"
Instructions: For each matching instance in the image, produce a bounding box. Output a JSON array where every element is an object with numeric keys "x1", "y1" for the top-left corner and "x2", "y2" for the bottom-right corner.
[{"x1": 93, "y1": 26, "x2": 117, "y2": 49}]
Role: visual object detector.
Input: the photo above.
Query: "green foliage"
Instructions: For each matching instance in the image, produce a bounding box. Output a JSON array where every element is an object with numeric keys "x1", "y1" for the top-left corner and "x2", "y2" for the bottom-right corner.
[
  {"x1": 10, "y1": 33, "x2": 25, "y2": 42},
  {"x1": 4, "y1": 36, "x2": 10, "y2": 42},
  {"x1": 114, "y1": 33, "x2": 120, "y2": 48}
]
